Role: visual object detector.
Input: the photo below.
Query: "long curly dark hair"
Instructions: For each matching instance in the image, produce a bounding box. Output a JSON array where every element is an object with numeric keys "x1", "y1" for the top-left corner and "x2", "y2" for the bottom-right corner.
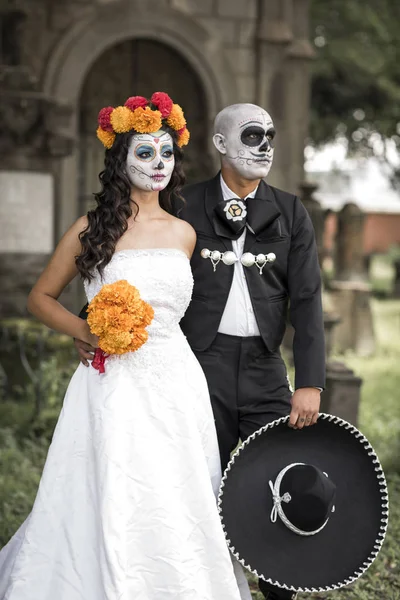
[{"x1": 76, "y1": 126, "x2": 185, "y2": 281}]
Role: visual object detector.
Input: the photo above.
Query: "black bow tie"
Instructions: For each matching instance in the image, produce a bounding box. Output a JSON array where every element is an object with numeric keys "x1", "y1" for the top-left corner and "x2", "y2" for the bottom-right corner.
[
  {"x1": 214, "y1": 197, "x2": 249, "y2": 240},
  {"x1": 213, "y1": 196, "x2": 281, "y2": 240}
]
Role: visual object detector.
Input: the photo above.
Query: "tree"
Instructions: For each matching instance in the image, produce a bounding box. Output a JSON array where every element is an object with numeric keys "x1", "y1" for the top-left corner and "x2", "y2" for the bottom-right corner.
[{"x1": 310, "y1": 0, "x2": 400, "y2": 175}]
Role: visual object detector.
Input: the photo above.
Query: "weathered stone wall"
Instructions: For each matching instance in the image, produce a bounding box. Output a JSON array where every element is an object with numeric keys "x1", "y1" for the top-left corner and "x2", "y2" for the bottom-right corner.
[{"x1": 0, "y1": 0, "x2": 313, "y2": 317}]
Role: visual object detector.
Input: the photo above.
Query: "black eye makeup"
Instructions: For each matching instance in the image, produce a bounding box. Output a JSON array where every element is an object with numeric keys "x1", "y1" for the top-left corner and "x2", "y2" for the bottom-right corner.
[
  {"x1": 266, "y1": 128, "x2": 276, "y2": 145},
  {"x1": 240, "y1": 126, "x2": 265, "y2": 147}
]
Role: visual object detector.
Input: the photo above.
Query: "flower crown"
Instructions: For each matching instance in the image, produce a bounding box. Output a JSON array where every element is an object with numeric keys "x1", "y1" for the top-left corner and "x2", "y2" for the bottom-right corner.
[{"x1": 96, "y1": 92, "x2": 190, "y2": 150}]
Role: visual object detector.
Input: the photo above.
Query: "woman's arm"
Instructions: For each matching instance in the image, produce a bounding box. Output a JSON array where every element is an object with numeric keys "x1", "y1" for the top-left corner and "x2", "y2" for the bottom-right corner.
[{"x1": 27, "y1": 216, "x2": 97, "y2": 347}]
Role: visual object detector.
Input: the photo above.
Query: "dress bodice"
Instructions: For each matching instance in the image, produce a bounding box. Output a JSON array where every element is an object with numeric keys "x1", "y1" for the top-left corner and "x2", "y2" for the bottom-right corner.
[{"x1": 84, "y1": 248, "x2": 193, "y2": 341}]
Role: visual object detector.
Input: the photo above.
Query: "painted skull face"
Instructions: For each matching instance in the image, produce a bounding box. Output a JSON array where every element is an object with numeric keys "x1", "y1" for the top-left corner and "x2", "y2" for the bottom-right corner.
[
  {"x1": 126, "y1": 130, "x2": 175, "y2": 192},
  {"x1": 213, "y1": 104, "x2": 275, "y2": 180}
]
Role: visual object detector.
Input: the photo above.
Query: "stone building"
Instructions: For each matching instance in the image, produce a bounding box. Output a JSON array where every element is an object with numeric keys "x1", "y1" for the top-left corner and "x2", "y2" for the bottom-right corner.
[{"x1": 0, "y1": 0, "x2": 314, "y2": 315}]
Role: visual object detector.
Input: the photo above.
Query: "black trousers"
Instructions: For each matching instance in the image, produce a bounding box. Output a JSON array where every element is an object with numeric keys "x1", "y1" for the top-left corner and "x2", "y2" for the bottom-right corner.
[{"x1": 194, "y1": 333, "x2": 294, "y2": 600}]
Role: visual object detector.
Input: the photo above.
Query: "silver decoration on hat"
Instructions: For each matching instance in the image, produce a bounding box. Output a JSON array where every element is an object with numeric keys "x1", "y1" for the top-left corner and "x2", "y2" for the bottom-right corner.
[
  {"x1": 268, "y1": 462, "x2": 334, "y2": 537},
  {"x1": 241, "y1": 251, "x2": 276, "y2": 274},
  {"x1": 200, "y1": 248, "x2": 238, "y2": 272}
]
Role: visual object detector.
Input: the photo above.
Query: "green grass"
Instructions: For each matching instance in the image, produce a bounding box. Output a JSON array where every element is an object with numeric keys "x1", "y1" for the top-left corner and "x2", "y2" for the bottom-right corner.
[
  {"x1": 369, "y1": 254, "x2": 395, "y2": 297},
  {"x1": 346, "y1": 300, "x2": 400, "y2": 473}
]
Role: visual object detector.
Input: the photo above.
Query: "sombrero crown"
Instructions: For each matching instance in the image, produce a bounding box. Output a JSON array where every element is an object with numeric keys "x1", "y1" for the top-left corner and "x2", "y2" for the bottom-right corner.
[{"x1": 96, "y1": 92, "x2": 190, "y2": 150}]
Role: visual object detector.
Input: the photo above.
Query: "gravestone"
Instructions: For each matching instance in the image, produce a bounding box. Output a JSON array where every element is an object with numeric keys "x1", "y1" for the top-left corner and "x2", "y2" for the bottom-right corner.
[
  {"x1": 335, "y1": 203, "x2": 368, "y2": 282},
  {"x1": 330, "y1": 202, "x2": 375, "y2": 356},
  {"x1": 320, "y1": 361, "x2": 363, "y2": 426}
]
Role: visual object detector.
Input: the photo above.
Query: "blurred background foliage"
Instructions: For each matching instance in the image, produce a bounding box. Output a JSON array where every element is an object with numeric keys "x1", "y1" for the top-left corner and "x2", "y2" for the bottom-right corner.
[{"x1": 310, "y1": 0, "x2": 400, "y2": 185}]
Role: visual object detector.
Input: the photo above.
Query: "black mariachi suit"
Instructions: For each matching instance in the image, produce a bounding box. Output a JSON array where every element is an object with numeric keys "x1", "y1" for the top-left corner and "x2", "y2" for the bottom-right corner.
[
  {"x1": 177, "y1": 174, "x2": 325, "y2": 600},
  {"x1": 176, "y1": 173, "x2": 325, "y2": 464}
]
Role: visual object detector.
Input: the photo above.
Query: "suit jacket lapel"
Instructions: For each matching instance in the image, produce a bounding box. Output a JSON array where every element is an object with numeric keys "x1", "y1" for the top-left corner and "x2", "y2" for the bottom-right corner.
[
  {"x1": 204, "y1": 173, "x2": 233, "y2": 252},
  {"x1": 244, "y1": 180, "x2": 281, "y2": 251}
]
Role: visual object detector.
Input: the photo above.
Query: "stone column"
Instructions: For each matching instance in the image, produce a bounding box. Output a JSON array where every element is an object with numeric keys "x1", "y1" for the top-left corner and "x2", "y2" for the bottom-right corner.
[
  {"x1": 282, "y1": 0, "x2": 315, "y2": 193},
  {"x1": 255, "y1": 0, "x2": 293, "y2": 190},
  {"x1": 0, "y1": 64, "x2": 74, "y2": 318}
]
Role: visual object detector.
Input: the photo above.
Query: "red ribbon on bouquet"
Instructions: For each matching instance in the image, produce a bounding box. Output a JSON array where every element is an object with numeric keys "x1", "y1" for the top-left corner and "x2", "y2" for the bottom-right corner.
[{"x1": 92, "y1": 348, "x2": 109, "y2": 374}]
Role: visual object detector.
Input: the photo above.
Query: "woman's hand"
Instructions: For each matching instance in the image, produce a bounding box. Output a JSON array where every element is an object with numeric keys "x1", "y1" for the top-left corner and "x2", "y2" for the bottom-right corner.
[
  {"x1": 75, "y1": 322, "x2": 99, "y2": 366},
  {"x1": 74, "y1": 338, "x2": 96, "y2": 367},
  {"x1": 80, "y1": 321, "x2": 99, "y2": 348}
]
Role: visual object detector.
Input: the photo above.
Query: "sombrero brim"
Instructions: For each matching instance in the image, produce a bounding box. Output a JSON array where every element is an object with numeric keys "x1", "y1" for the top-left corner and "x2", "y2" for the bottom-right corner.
[{"x1": 218, "y1": 413, "x2": 389, "y2": 594}]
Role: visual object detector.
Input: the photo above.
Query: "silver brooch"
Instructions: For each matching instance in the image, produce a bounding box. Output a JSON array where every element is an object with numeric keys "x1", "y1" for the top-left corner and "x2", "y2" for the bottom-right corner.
[
  {"x1": 241, "y1": 252, "x2": 276, "y2": 274},
  {"x1": 201, "y1": 248, "x2": 238, "y2": 272}
]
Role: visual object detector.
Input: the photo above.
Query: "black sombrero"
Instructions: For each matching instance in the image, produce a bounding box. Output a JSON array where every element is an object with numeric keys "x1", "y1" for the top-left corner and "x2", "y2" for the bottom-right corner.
[{"x1": 218, "y1": 414, "x2": 389, "y2": 594}]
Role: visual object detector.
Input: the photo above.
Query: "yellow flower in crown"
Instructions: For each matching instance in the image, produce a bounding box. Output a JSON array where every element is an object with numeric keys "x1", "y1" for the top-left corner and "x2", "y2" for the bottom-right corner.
[
  {"x1": 110, "y1": 106, "x2": 136, "y2": 133},
  {"x1": 96, "y1": 92, "x2": 190, "y2": 149},
  {"x1": 177, "y1": 127, "x2": 190, "y2": 148},
  {"x1": 131, "y1": 106, "x2": 163, "y2": 133},
  {"x1": 96, "y1": 127, "x2": 116, "y2": 149},
  {"x1": 167, "y1": 104, "x2": 186, "y2": 131}
]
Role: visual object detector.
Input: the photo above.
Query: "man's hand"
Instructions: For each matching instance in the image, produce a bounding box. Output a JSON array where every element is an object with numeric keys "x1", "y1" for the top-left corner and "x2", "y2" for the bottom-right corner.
[
  {"x1": 74, "y1": 338, "x2": 96, "y2": 367},
  {"x1": 289, "y1": 387, "x2": 321, "y2": 429}
]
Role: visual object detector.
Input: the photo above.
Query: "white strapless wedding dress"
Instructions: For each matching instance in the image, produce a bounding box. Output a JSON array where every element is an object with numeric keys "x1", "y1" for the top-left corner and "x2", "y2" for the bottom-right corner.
[{"x1": 0, "y1": 249, "x2": 251, "y2": 600}]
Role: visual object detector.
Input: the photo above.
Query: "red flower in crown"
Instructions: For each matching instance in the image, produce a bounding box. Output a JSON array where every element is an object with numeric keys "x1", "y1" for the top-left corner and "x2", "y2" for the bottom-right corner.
[
  {"x1": 151, "y1": 92, "x2": 173, "y2": 118},
  {"x1": 98, "y1": 106, "x2": 114, "y2": 132},
  {"x1": 124, "y1": 96, "x2": 148, "y2": 112}
]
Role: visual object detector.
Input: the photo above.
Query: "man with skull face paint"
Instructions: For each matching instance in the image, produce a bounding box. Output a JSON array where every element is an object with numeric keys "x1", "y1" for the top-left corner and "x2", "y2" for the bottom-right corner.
[{"x1": 177, "y1": 104, "x2": 325, "y2": 600}]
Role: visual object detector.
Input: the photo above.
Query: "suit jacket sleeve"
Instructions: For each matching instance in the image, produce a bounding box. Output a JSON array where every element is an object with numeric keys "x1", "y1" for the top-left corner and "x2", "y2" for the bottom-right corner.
[{"x1": 287, "y1": 197, "x2": 326, "y2": 390}]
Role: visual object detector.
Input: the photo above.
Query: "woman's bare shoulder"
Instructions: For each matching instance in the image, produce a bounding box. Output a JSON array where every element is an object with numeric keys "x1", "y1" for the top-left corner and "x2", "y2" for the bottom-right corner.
[
  {"x1": 169, "y1": 216, "x2": 195, "y2": 240},
  {"x1": 74, "y1": 215, "x2": 89, "y2": 234},
  {"x1": 165, "y1": 216, "x2": 196, "y2": 257}
]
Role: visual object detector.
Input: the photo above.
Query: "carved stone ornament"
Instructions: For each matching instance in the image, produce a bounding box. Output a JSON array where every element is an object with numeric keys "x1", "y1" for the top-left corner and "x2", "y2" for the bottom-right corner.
[{"x1": 0, "y1": 66, "x2": 75, "y2": 160}]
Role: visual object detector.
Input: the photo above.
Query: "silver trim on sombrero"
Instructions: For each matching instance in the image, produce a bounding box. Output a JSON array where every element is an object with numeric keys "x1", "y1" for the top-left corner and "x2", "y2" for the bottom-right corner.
[
  {"x1": 269, "y1": 462, "x2": 333, "y2": 535},
  {"x1": 217, "y1": 413, "x2": 389, "y2": 594}
]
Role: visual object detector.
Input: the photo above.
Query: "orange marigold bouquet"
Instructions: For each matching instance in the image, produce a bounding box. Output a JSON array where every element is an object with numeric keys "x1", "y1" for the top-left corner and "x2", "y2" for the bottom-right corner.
[{"x1": 87, "y1": 280, "x2": 154, "y2": 373}]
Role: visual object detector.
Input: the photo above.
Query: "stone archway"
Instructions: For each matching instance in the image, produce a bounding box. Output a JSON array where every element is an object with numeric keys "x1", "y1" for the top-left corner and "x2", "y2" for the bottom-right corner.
[
  {"x1": 42, "y1": 0, "x2": 238, "y2": 241},
  {"x1": 78, "y1": 38, "x2": 210, "y2": 216}
]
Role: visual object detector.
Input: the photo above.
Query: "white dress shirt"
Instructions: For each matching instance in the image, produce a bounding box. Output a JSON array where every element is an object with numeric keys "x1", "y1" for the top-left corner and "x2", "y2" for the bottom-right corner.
[
  {"x1": 216, "y1": 176, "x2": 322, "y2": 393},
  {"x1": 217, "y1": 175, "x2": 261, "y2": 337}
]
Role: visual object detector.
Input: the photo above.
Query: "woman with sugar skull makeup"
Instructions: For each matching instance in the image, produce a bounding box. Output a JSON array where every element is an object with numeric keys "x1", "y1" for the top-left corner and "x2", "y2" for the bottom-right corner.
[{"x1": 0, "y1": 94, "x2": 252, "y2": 600}]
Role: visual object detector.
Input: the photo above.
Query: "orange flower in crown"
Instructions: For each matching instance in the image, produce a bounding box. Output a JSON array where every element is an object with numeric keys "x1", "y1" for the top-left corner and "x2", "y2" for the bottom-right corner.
[{"x1": 96, "y1": 92, "x2": 190, "y2": 149}]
